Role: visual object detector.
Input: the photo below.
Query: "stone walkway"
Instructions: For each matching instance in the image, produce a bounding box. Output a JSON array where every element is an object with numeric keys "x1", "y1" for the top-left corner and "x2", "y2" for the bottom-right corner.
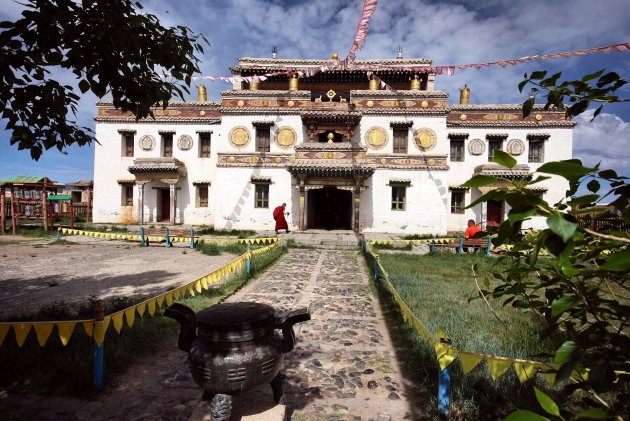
[{"x1": 0, "y1": 248, "x2": 417, "y2": 420}]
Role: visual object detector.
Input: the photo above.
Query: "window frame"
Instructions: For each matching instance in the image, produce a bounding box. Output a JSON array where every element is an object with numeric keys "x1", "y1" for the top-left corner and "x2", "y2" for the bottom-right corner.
[
  {"x1": 450, "y1": 139, "x2": 465, "y2": 162},
  {"x1": 254, "y1": 183, "x2": 270, "y2": 208},
  {"x1": 199, "y1": 133, "x2": 211, "y2": 158},
  {"x1": 124, "y1": 134, "x2": 134, "y2": 157},
  {"x1": 528, "y1": 140, "x2": 544, "y2": 163},
  {"x1": 488, "y1": 140, "x2": 503, "y2": 162},
  {"x1": 196, "y1": 185, "x2": 209, "y2": 208},
  {"x1": 392, "y1": 127, "x2": 408, "y2": 154},
  {"x1": 162, "y1": 133, "x2": 173, "y2": 157},
  {"x1": 122, "y1": 185, "x2": 133, "y2": 207},
  {"x1": 255, "y1": 126, "x2": 271, "y2": 153},
  {"x1": 391, "y1": 186, "x2": 406, "y2": 211},
  {"x1": 450, "y1": 190, "x2": 465, "y2": 214}
]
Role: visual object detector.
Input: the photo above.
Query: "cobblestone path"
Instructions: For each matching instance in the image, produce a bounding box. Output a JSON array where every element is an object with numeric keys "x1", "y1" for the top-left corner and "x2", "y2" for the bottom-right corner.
[{"x1": 227, "y1": 249, "x2": 414, "y2": 420}]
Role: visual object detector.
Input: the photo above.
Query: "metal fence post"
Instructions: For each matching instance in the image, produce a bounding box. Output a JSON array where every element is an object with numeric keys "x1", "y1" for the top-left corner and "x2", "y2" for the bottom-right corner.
[
  {"x1": 437, "y1": 338, "x2": 453, "y2": 417},
  {"x1": 165, "y1": 227, "x2": 171, "y2": 248},
  {"x1": 56, "y1": 228, "x2": 61, "y2": 240},
  {"x1": 190, "y1": 227, "x2": 195, "y2": 249},
  {"x1": 140, "y1": 226, "x2": 146, "y2": 247},
  {"x1": 458, "y1": 237, "x2": 464, "y2": 255},
  {"x1": 374, "y1": 254, "x2": 380, "y2": 280},
  {"x1": 93, "y1": 302, "x2": 105, "y2": 391},
  {"x1": 247, "y1": 245, "x2": 252, "y2": 276}
]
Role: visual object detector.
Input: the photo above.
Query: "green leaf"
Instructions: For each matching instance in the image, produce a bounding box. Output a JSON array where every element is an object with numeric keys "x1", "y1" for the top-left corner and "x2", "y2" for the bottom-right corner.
[
  {"x1": 586, "y1": 180, "x2": 600, "y2": 193},
  {"x1": 534, "y1": 387, "x2": 560, "y2": 417},
  {"x1": 493, "y1": 149, "x2": 517, "y2": 169},
  {"x1": 582, "y1": 69, "x2": 605, "y2": 82},
  {"x1": 530, "y1": 70, "x2": 548, "y2": 80},
  {"x1": 537, "y1": 161, "x2": 595, "y2": 180},
  {"x1": 574, "y1": 407, "x2": 609, "y2": 419},
  {"x1": 551, "y1": 296, "x2": 578, "y2": 317},
  {"x1": 508, "y1": 209, "x2": 536, "y2": 224},
  {"x1": 523, "y1": 97, "x2": 535, "y2": 117},
  {"x1": 600, "y1": 251, "x2": 630, "y2": 272},
  {"x1": 504, "y1": 410, "x2": 550, "y2": 421},
  {"x1": 554, "y1": 340, "x2": 576, "y2": 364},
  {"x1": 547, "y1": 212, "x2": 577, "y2": 242},
  {"x1": 462, "y1": 175, "x2": 497, "y2": 188},
  {"x1": 568, "y1": 194, "x2": 600, "y2": 207}
]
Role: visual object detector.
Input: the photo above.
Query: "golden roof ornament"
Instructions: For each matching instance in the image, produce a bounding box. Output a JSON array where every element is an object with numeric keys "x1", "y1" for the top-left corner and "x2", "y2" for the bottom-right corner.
[
  {"x1": 459, "y1": 84, "x2": 470, "y2": 105},
  {"x1": 327, "y1": 132, "x2": 334, "y2": 143},
  {"x1": 197, "y1": 85, "x2": 207, "y2": 102},
  {"x1": 369, "y1": 75, "x2": 379, "y2": 91},
  {"x1": 331, "y1": 52, "x2": 339, "y2": 60},
  {"x1": 410, "y1": 74, "x2": 421, "y2": 91},
  {"x1": 289, "y1": 74, "x2": 298, "y2": 91}
]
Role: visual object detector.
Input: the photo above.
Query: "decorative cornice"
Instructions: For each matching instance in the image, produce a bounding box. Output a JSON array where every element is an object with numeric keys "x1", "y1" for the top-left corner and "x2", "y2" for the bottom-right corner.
[
  {"x1": 351, "y1": 90, "x2": 449, "y2": 98},
  {"x1": 295, "y1": 142, "x2": 366, "y2": 152},
  {"x1": 390, "y1": 121, "x2": 414, "y2": 128},
  {"x1": 486, "y1": 133, "x2": 509, "y2": 139},
  {"x1": 447, "y1": 120, "x2": 576, "y2": 128},
  {"x1": 96, "y1": 100, "x2": 222, "y2": 108},
  {"x1": 219, "y1": 107, "x2": 302, "y2": 115},
  {"x1": 221, "y1": 90, "x2": 311, "y2": 98},
  {"x1": 449, "y1": 104, "x2": 560, "y2": 111},
  {"x1": 361, "y1": 108, "x2": 448, "y2": 116},
  {"x1": 95, "y1": 116, "x2": 222, "y2": 124},
  {"x1": 448, "y1": 132, "x2": 469, "y2": 139},
  {"x1": 527, "y1": 133, "x2": 551, "y2": 140}
]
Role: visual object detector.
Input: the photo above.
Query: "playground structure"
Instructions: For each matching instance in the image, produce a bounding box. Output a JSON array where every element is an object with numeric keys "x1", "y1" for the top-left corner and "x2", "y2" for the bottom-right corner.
[{"x1": 0, "y1": 176, "x2": 74, "y2": 234}]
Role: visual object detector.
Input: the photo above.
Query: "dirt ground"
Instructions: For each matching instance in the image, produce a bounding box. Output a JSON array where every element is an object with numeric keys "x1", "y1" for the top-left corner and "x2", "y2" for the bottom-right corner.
[{"x1": 0, "y1": 235, "x2": 236, "y2": 320}]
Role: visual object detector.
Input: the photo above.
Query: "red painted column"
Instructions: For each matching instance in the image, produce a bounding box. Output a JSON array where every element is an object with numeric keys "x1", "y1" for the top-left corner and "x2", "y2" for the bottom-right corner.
[
  {"x1": 11, "y1": 186, "x2": 16, "y2": 234},
  {"x1": 1, "y1": 186, "x2": 5, "y2": 234},
  {"x1": 70, "y1": 199, "x2": 74, "y2": 230}
]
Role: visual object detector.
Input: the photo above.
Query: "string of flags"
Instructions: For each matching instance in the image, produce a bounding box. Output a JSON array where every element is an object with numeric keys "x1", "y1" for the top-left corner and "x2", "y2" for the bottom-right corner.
[
  {"x1": 0, "y1": 241, "x2": 282, "y2": 348},
  {"x1": 343, "y1": 0, "x2": 379, "y2": 65}
]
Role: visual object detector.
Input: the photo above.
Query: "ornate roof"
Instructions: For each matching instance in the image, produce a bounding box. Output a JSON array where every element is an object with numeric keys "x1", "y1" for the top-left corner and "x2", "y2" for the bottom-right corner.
[
  {"x1": 474, "y1": 164, "x2": 530, "y2": 177},
  {"x1": 128, "y1": 158, "x2": 188, "y2": 176},
  {"x1": 231, "y1": 57, "x2": 433, "y2": 74}
]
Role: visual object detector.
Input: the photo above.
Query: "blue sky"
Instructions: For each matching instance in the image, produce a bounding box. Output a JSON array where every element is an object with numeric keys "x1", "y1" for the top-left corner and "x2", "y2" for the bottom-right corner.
[{"x1": 1, "y1": 0, "x2": 629, "y2": 184}]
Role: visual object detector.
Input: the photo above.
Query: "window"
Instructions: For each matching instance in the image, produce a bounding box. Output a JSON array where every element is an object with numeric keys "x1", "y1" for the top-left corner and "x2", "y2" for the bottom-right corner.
[
  {"x1": 123, "y1": 134, "x2": 134, "y2": 157},
  {"x1": 488, "y1": 140, "x2": 502, "y2": 162},
  {"x1": 451, "y1": 191, "x2": 465, "y2": 214},
  {"x1": 391, "y1": 186, "x2": 406, "y2": 211},
  {"x1": 254, "y1": 184, "x2": 269, "y2": 208},
  {"x1": 256, "y1": 127, "x2": 270, "y2": 153},
  {"x1": 450, "y1": 140, "x2": 464, "y2": 162},
  {"x1": 199, "y1": 133, "x2": 211, "y2": 158},
  {"x1": 162, "y1": 134, "x2": 173, "y2": 157},
  {"x1": 197, "y1": 185, "x2": 208, "y2": 207},
  {"x1": 122, "y1": 185, "x2": 133, "y2": 206},
  {"x1": 529, "y1": 140, "x2": 544, "y2": 163},
  {"x1": 393, "y1": 128, "x2": 408, "y2": 154}
]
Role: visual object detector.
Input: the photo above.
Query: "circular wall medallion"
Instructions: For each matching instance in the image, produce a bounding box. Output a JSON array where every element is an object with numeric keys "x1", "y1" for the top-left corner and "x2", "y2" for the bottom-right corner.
[
  {"x1": 364, "y1": 127, "x2": 388, "y2": 150},
  {"x1": 413, "y1": 128, "x2": 437, "y2": 151},
  {"x1": 139, "y1": 135, "x2": 155, "y2": 151},
  {"x1": 421, "y1": 100, "x2": 429, "y2": 108},
  {"x1": 274, "y1": 126, "x2": 297, "y2": 149},
  {"x1": 428, "y1": 158, "x2": 436, "y2": 166},
  {"x1": 468, "y1": 138, "x2": 485, "y2": 155},
  {"x1": 237, "y1": 100, "x2": 245, "y2": 107},
  {"x1": 535, "y1": 114, "x2": 543, "y2": 121},
  {"x1": 380, "y1": 158, "x2": 387, "y2": 165},
  {"x1": 367, "y1": 100, "x2": 374, "y2": 108},
  {"x1": 228, "y1": 126, "x2": 251, "y2": 149},
  {"x1": 177, "y1": 135, "x2": 193, "y2": 151},
  {"x1": 275, "y1": 157, "x2": 282, "y2": 163},
  {"x1": 287, "y1": 100, "x2": 295, "y2": 107},
  {"x1": 460, "y1": 114, "x2": 467, "y2": 121},
  {"x1": 507, "y1": 139, "x2": 525, "y2": 156},
  {"x1": 227, "y1": 156, "x2": 236, "y2": 163}
]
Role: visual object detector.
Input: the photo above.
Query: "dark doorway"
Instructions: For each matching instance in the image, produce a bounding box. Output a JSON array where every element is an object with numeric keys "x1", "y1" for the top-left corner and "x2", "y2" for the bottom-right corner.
[
  {"x1": 160, "y1": 189, "x2": 170, "y2": 222},
  {"x1": 307, "y1": 187, "x2": 352, "y2": 230},
  {"x1": 487, "y1": 200, "x2": 503, "y2": 228},
  {"x1": 317, "y1": 131, "x2": 343, "y2": 143}
]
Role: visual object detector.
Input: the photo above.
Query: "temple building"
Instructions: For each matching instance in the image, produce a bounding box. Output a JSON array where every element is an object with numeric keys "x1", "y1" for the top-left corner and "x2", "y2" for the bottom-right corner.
[{"x1": 92, "y1": 53, "x2": 574, "y2": 234}]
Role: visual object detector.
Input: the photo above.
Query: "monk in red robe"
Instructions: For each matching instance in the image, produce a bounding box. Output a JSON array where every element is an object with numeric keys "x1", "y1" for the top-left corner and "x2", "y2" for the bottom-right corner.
[{"x1": 273, "y1": 203, "x2": 290, "y2": 234}]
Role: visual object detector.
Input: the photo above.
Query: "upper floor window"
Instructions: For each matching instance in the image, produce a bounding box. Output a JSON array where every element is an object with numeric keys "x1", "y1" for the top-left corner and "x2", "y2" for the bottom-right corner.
[
  {"x1": 256, "y1": 126, "x2": 271, "y2": 153},
  {"x1": 162, "y1": 133, "x2": 173, "y2": 157},
  {"x1": 199, "y1": 133, "x2": 211, "y2": 158},
  {"x1": 450, "y1": 140, "x2": 464, "y2": 162},
  {"x1": 121, "y1": 185, "x2": 133, "y2": 206},
  {"x1": 392, "y1": 128, "x2": 408, "y2": 154},
  {"x1": 123, "y1": 134, "x2": 134, "y2": 157},
  {"x1": 528, "y1": 141, "x2": 544, "y2": 163},
  {"x1": 197, "y1": 185, "x2": 208, "y2": 207},
  {"x1": 488, "y1": 140, "x2": 503, "y2": 162},
  {"x1": 391, "y1": 186, "x2": 406, "y2": 211}
]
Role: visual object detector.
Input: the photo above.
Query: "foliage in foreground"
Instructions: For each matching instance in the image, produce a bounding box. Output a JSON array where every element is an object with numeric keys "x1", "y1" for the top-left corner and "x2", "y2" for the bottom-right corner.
[{"x1": 464, "y1": 150, "x2": 629, "y2": 419}]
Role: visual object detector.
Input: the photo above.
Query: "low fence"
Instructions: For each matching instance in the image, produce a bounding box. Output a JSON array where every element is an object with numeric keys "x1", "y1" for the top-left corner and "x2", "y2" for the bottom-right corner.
[
  {"x1": 361, "y1": 240, "x2": 603, "y2": 417},
  {"x1": 0, "y1": 236, "x2": 282, "y2": 389},
  {"x1": 576, "y1": 214, "x2": 630, "y2": 233}
]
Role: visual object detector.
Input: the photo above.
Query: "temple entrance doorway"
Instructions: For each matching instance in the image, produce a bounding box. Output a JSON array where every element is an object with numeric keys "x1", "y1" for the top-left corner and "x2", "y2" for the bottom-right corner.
[
  {"x1": 487, "y1": 200, "x2": 503, "y2": 228},
  {"x1": 158, "y1": 189, "x2": 170, "y2": 222},
  {"x1": 307, "y1": 187, "x2": 352, "y2": 230}
]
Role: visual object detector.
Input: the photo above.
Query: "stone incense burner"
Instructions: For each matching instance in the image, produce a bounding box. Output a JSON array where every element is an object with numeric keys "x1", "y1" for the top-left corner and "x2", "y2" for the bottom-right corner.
[{"x1": 165, "y1": 302, "x2": 310, "y2": 421}]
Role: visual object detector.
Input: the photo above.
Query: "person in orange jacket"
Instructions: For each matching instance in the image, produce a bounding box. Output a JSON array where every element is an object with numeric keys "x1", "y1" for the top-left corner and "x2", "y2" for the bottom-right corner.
[{"x1": 465, "y1": 219, "x2": 481, "y2": 239}]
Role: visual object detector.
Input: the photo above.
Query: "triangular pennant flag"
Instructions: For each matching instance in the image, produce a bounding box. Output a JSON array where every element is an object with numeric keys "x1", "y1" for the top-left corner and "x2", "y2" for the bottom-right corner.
[
  {"x1": 136, "y1": 301, "x2": 146, "y2": 317},
  {"x1": 13, "y1": 323, "x2": 32, "y2": 347},
  {"x1": 459, "y1": 353, "x2": 483, "y2": 375},
  {"x1": 156, "y1": 294, "x2": 165, "y2": 308},
  {"x1": 125, "y1": 307, "x2": 136, "y2": 328},
  {"x1": 62, "y1": 228, "x2": 68, "y2": 234},
  {"x1": 0, "y1": 324, "x2": 10, "y2": 346},
  {"x1": 435, "y1": 342, "x2": 458, "y2": 371},
  {"x1": 514, "y1": 362, "x2": 537, "y2": 383},
  {"x1": 195, "y1": 280, "x2": 202, "y2": 293},
  {"x1": 56, "y1": 321, "x2": 77, "y2": 346},
  {"x1": 201, "y1": 277, "x2": 208, "y2": 290},
  {"x1": 188, "y1": 284, "x2": 195, "y2": 297},
  {"x1": 33, "y1": 323, "x2": 54, "y2": 347},
  {"x1": 147, "y1": 299, "x2": 157, "y2": 316},
  {"x1": 487, "y1": 357, "x2": 513, "y2": 380},
  {"x1": 111, "y1": 311, "x2": 125, "y2": 333},
  {"x1": 93, "y1": 317, "x2": 110, "y2": 347},
  {"x1": 173, "y1": 288, "x2": 181, "y2": 300},
  {"x1": 165, "y1": 292, "x2": 174, "y2": 307},
  {"x1": 82, "y1": 321, "x2": 94, "y2": 337}
]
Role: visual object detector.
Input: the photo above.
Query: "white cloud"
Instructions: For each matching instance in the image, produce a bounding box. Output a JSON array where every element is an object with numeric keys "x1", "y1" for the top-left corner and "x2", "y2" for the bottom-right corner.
[{"x1": 573, "y1": 111, "x2": 630, "y2": 176}]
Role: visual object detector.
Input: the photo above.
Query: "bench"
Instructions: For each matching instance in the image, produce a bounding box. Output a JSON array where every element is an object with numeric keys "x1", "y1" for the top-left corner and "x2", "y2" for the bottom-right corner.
[
  {"x1": 140, "y1": 226, "x2": 196, "y2": 248},
  {"x1": 430, "y1": 237, "x2": 492, "y2": 256}
]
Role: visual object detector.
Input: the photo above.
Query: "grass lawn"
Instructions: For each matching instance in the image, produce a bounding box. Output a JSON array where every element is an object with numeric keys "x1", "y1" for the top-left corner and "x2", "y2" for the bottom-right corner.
[{"x1": 372, "y1": 250, "x2": 556, "y2": 419}]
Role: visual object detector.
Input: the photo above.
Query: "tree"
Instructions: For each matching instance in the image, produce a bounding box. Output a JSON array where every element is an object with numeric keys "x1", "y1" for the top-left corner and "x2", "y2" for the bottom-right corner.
[
  {"x1": 0, "y1": 0, "x2": 208, "y2": 160},
  {"x1": 466, "y1": 71, "x2": 629, "y2": 420}
]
